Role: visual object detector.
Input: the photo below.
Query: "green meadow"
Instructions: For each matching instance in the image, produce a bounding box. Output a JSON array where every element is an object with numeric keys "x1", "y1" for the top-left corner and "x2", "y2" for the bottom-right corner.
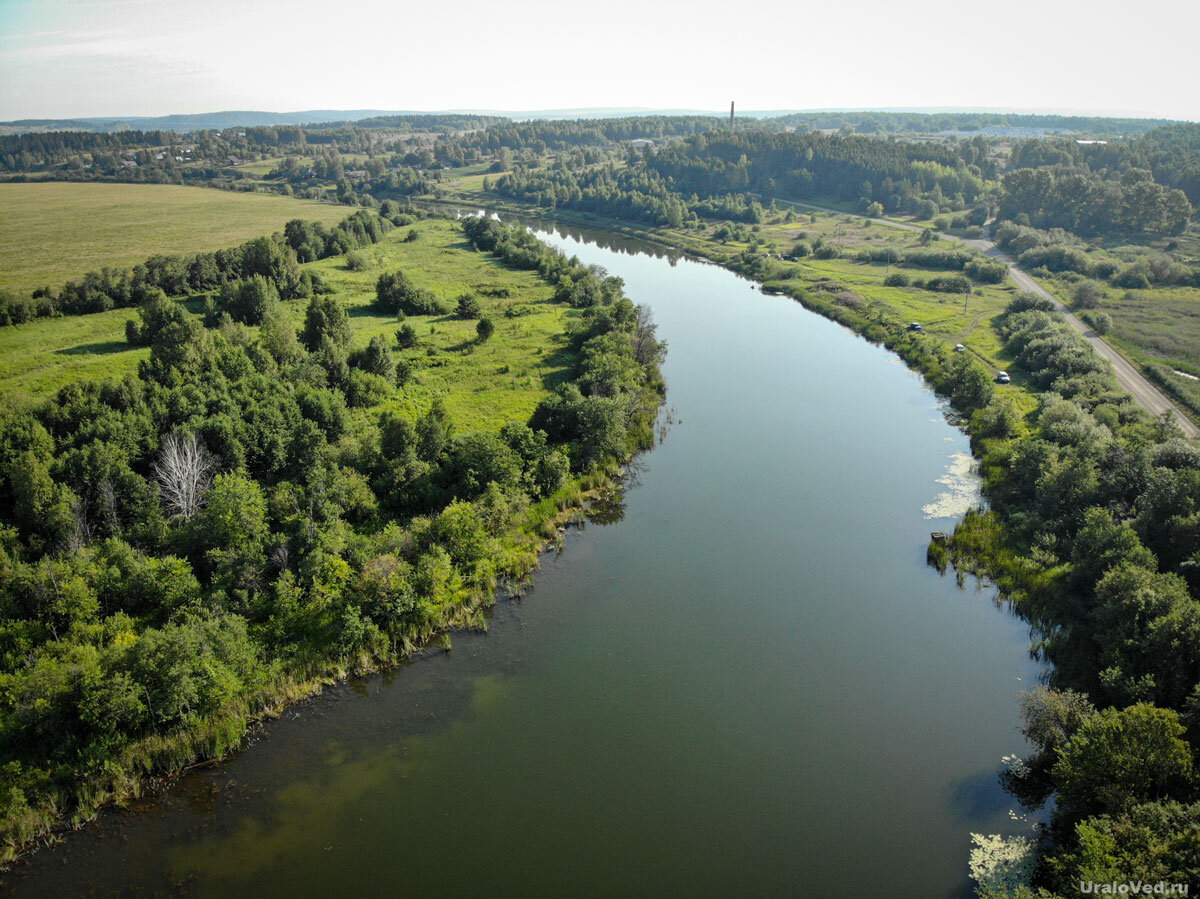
[
  {"x1": 0, "y1": 182, "x2": 348, "y2": 295},
  {"x1": 0, "y1": 217, "x2": 574, "y2": 431}
]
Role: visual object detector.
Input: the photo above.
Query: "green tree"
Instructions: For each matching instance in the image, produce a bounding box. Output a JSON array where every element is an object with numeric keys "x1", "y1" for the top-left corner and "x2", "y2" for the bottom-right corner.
[
  {"x1": 456, "y1": 293, "x2": 482, "y2": 319},
  {"x1": 1053, "y1": 703, "x2": 1193, "y2": 815},
  {"x1": 301, "y1": 295, "x2": 351, "y2": 351}
]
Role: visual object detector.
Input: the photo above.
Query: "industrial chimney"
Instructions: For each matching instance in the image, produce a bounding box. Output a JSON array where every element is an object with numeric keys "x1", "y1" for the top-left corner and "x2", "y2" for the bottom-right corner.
[{"x1": 730, "y1": 101, "x2": 735, "y2": 131}]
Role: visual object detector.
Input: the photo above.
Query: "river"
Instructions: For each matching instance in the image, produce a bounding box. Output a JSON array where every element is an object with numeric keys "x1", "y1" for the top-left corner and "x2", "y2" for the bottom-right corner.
[{"x1": 5, "y1": 221, "x2": 1043, "y2": 897}]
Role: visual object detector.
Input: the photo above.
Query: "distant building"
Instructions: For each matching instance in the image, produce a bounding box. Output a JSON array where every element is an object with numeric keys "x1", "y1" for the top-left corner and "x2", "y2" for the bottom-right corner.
[
  {"x1": 1076, "y1": 140, "x2": 1109, "y2": 145},
  {"x1": 630, "y1": 139, "x2": 654, "y2": 150},
  {"x1": 345, "y1": 169, "x2": 369, "y2": 180}
]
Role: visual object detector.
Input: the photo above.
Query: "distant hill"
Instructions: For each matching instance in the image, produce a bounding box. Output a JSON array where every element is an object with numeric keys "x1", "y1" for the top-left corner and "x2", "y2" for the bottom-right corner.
[
  {"x1": 0, "y1": 106, "x2": 1187, "y2": 135},
  {"x1": 0, "y1": 110, "x2": 432, "y2": 134}
]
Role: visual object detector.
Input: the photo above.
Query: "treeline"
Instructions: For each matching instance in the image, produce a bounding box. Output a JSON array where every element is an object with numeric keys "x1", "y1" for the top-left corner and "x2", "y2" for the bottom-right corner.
[
  {"x1": 997, "y1": 167, "x2": 1192, "y2": 236},
  {"x1": 645, "y1": 131, "x2": 988, "y2": 217},
  {"x1": 1010, "y1": 123, "x2": 1200, "y2": 204},
  {"x1": 0, "y1": 117, "x2": 505, "y2": 173},
  {"x1": 0, "y1": 210, "x2": 391, "y2": 325},
  {"x1": 0, "y1": 129, "x2": 177, "y2": 171},
  {"x1": 442, "y1": 116, "x2": 721, "y2": 155},
  {"x1": 763, "y1": 111, "x2": 1172, "y2": 137},
  {"x1": 993, "y1": 222, "x2": 1200, "y2": 288},
  {"x1": 930, "y1": 293, "x2": 1200, "y2": 893},
  {"x1": 494, "y1": 162, "x2": 763, "y2": 227},
  {"x1": 0, "y1": 215, "x2": 666, "y2": 862}
]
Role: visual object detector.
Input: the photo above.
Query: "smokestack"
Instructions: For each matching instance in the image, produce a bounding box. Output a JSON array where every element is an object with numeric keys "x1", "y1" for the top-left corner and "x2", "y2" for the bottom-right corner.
[{"x1": 730, "y1": 101, "x2": 735, "y2": 131}]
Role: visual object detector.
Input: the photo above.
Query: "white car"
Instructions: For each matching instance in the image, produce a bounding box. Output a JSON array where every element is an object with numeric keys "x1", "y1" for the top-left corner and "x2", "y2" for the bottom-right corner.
[{"x1": 996, "y1": 371, "x2": 1011, "y2": 384}]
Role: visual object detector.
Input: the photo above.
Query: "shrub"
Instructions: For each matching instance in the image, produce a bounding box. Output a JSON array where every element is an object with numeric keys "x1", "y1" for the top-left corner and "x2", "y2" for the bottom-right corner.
[
  {"x1": 965, "y1": 258, "x2": 1007, "y2": 284},
  {"x1": 376, "y1": 270, "x2": 447, "y2": 316},
  {"x1": 395, "y1": 323, "x2": 418, "y2": 348},
  {"x1": 1072, "y1": 281, "x2": 1104, "y2": 309},
  {"x1": 455, "y1": 294, "x2": 482, "y2": 319},
  {"x1": 883, "y1": 273, "x2": 910, "y2": 287},
  {"x1": 926, "y1": 275, "x2": 972, "y2": 294}
]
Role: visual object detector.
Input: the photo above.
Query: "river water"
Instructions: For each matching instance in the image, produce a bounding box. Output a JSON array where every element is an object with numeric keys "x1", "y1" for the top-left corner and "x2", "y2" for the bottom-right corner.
[{"x1": 5, "y1": 222, "x2": 1042, "y2": 897}]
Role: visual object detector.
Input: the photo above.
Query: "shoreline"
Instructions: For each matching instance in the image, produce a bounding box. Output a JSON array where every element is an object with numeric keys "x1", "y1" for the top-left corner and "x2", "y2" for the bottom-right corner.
[{"x1": 0, "y1": 459, "x2": 641, "y2": 872}]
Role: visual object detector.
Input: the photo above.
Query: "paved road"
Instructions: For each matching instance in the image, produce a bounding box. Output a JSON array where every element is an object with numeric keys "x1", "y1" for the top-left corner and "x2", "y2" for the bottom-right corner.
[{"x1": 775, "y1": 198, "x2": 1199, "y2": 438}]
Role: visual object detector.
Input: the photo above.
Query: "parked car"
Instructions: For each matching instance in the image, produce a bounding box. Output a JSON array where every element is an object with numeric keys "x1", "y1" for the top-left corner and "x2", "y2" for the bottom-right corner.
[
  {"x1": 996, "y1": 371, "x2": 1011, "y2": 384},
  {"x1": 908, "y1": 322, "x2": 923, "y2": 332},
  {"x1": 954, "y1": 343, "x2": 966, "y2": 352}
]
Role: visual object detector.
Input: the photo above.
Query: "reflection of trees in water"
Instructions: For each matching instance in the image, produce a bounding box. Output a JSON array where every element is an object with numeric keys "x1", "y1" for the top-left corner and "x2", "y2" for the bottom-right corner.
[
  {"x1": 587, "y1": 491, "x2": 627, "y2": 526},
  {"x1": 433, "y1": 202, "x2": 689, "y2": 266}
]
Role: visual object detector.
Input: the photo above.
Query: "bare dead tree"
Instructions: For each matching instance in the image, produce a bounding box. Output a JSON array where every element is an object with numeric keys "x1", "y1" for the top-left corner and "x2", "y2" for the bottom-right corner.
[
  {"x1": 153, "y1": 432, "x2": 216, "y2": 520},
  {"x1": 632, "y1": 304, "x2": 666, "y2": 367},
  {"x1": 97, "y1": 477, "x2": 120, "y2": 536}
]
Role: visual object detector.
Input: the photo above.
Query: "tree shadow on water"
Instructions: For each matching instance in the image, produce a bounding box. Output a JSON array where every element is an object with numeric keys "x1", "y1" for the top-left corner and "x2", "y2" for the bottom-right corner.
[{"x1": 948, "y1": 765, "x2": 1010, "y2": 821}]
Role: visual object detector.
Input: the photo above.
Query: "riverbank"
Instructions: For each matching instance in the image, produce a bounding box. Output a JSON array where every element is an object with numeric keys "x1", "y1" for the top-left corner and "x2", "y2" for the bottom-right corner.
[
  {"x1": 2, "y1": 460, "x2": 629, "y2": 867},
  {"x1": 463, "y1": 201, "x2": 1200, "y2": 895},
  {"x1": 5, "y1": 217, "x2": 1040, "y2": 898},
  {"x1": 0, "y1": 215, "x2": 667, "y2": 868}
]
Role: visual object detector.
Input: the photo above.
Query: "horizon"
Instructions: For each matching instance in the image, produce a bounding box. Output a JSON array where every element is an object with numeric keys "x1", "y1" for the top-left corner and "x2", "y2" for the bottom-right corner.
[
  {"x1": 2, "y1": 0, "x2": 1197, "y2": 122},
  {"x1": 2, "y1": 104, "x2": 1194, "y2": 127}
]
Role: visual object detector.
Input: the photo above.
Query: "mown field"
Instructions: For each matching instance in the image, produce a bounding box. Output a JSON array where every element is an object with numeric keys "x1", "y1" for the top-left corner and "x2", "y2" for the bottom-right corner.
[
  {"x1": 0, "y1": 182, "x2": 349, "y2": 295},
  {"x1": 0, "y1": 217, "x2": 574, "y2": 432}
]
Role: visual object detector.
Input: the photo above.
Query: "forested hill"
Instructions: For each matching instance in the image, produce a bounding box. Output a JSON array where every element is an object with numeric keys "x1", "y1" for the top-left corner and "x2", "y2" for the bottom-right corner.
[
  {"x1": 763, "y1": 110, "x2": 1177, "y2": 136},
  {"x1": 648, "y1": 130, "x2": 987, "y2": 206},
  {"x1": 0, "y1": 112, "x2": 506, "y2": 134}
]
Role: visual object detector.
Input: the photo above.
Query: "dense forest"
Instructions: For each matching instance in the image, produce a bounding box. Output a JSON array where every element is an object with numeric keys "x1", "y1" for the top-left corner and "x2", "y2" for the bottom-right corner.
[
  {"x1": 763, "y1": 110, "x2": 1174, "y2": 137},
  {"x1": 0, "y1": 214, "x2": 666, "y2": 862}
]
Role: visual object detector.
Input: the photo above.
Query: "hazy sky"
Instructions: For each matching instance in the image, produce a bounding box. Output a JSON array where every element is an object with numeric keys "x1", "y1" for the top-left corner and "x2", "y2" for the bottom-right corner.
[{"x1": 1, "y1": 0, "x2": 1197, "y2": 121}]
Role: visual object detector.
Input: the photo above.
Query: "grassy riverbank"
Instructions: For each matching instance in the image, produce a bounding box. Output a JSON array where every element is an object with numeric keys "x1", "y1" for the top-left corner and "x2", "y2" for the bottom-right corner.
[{"x1": 0, "y1": 212, "x2": 666, "y2": 867}]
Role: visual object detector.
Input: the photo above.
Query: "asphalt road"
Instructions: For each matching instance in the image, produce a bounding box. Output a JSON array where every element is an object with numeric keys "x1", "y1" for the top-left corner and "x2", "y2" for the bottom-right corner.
[{"x1": 775, "y1": 199, "x2": 1199, "y2": 438}]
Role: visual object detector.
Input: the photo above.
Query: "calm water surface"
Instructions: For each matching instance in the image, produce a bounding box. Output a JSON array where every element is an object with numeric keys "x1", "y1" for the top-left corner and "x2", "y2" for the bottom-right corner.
[{"x1": 5, "y1": 222, "x2": 1042, "y2": 898}]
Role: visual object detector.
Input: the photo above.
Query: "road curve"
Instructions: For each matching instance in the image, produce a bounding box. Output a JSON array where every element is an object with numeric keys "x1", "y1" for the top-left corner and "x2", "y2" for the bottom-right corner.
[{"x1": 773, "y1": 198, "x2": 1199, "y2": 438}]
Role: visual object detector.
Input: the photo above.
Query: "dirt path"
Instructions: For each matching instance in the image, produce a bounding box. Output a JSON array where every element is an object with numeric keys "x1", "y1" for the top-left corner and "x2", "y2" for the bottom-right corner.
[{"x1": 773, "y1": 198, "x2": 1199, "y2": 437}]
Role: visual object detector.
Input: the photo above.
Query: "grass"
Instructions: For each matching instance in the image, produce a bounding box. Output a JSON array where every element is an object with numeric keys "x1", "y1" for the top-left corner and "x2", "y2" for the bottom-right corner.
[
  {"x1": 1030, "y1": 272, "x2": 1200, "y2": 418},
  {"x1": 661, "y1": 215, "x2": 1023, "y2": 372},
  {"x1": 294, "y1": 218, "x2": 574, "y2": 432},
  {"x1": 440, "y1": 171, "x2": 505, "y2": 195},
  {"x1": 0, "y1": 182, "x2": 349, "y2": 295},
  {"x1": 0, "y1": 308, "x2": 149, "y2": 403},
  {"x1": 0, "y1": 217, "x2": 575, "y2": 432}
]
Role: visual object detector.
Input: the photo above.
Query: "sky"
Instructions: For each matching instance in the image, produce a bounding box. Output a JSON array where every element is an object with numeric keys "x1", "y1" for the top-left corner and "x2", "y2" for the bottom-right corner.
[{"x1": 1, "y1": 0, "x2": 1197, "y2": 122}]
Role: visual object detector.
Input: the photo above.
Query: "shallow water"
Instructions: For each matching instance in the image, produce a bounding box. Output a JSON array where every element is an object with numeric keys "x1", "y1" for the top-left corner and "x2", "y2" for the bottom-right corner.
[{"x1": 5, "y1": 221, "x2": 1042, "y2": 898}]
